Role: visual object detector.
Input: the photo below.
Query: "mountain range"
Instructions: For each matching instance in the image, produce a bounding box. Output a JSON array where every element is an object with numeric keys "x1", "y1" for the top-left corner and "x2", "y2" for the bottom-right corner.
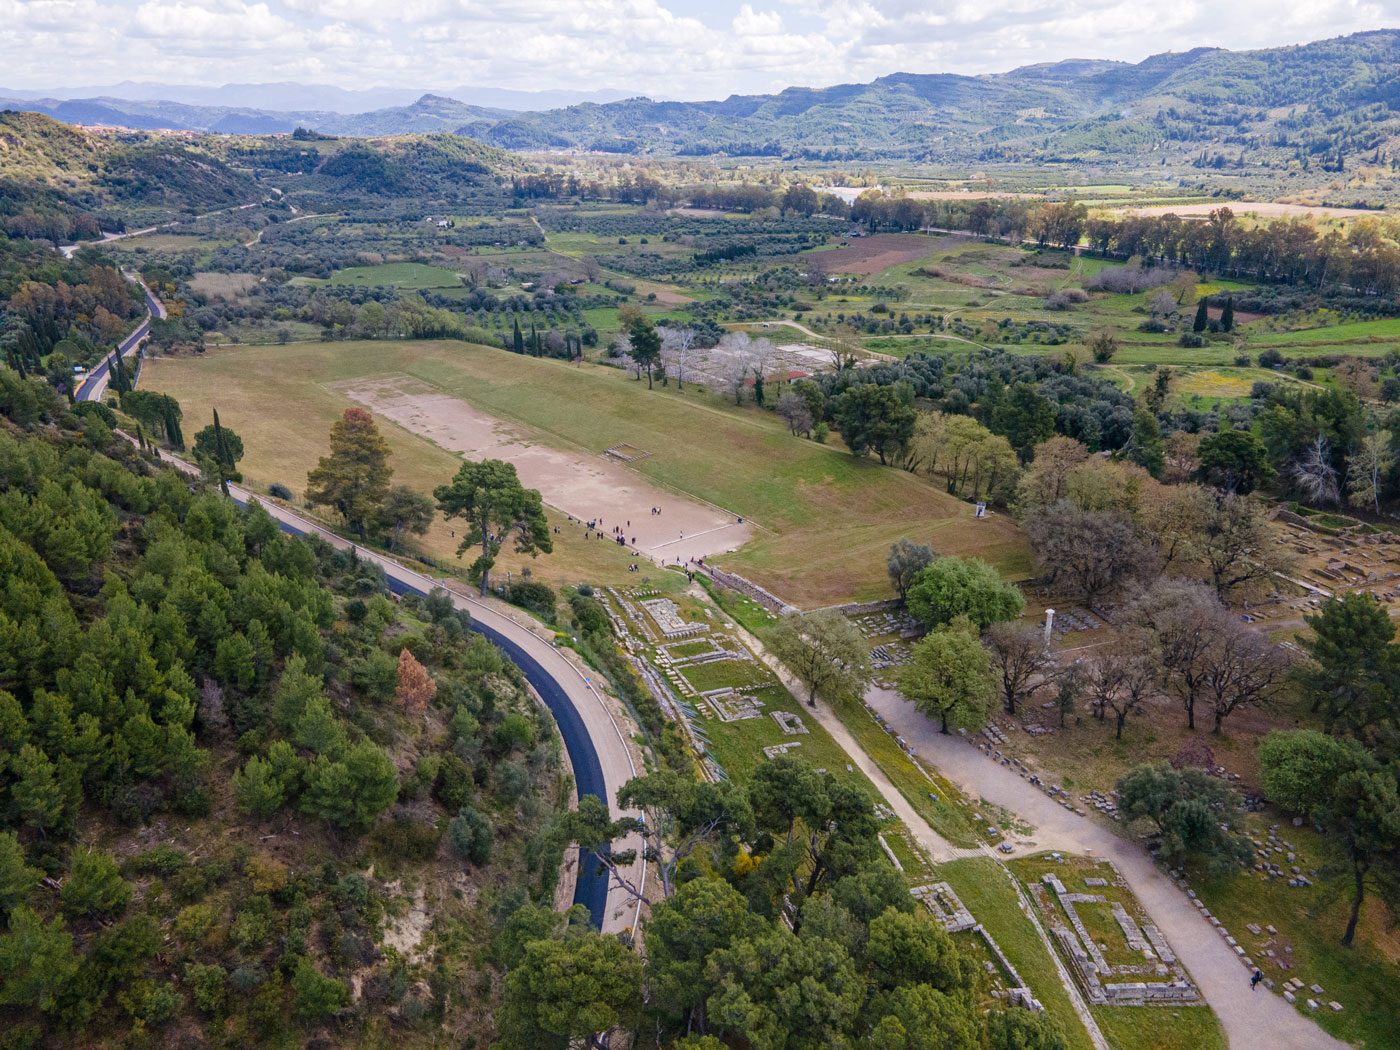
[{"x1": 5, "y1": 31, "x2": 1400, "y2": 162}]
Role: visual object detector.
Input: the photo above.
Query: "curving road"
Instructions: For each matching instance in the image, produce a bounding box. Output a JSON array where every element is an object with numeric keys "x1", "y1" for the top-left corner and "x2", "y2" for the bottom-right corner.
[{"x1": 80, "y1": 287, "x2": 646, "y2": 934}]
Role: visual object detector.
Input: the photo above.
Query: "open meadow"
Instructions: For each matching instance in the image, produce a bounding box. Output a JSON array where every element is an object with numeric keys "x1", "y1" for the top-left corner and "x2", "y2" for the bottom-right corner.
[{"x1": 143, "y1": 339, "x2": 1029, "y2": 606}]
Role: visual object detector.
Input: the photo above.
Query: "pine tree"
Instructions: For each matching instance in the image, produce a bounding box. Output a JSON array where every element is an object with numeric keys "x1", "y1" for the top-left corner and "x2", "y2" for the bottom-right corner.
[{"x1": 1193, "y1": 298, "x2": 1209, "y2": 333}]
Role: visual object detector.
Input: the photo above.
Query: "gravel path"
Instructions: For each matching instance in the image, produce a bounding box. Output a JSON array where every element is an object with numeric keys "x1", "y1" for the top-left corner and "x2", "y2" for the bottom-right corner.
[{"x1": 865, "y1": 687, "x2": 1350, "y2": 1050}]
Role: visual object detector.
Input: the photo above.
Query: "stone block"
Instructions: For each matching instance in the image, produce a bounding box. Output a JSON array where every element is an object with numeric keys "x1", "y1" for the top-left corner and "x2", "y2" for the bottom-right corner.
[
  {"x1": 1307, "y1": 999, "x2": 1319, "y2": 1011},
  {"x1": 1329, "y1": 1001, "x2": 1343, "y2": 1012},
  {"x1": 1284, "y1": 991, "x2": 1296, "y2": 1004}
]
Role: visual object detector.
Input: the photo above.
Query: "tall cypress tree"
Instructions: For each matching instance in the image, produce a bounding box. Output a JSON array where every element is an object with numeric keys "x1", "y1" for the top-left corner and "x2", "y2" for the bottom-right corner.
[
  {"x1": 512, "y1": 318, "x2": 524, "y2": 355},
  {"x1": 1193, "y1": 298, "x2": 1209, "y2": 333},
  {"x1": 213, "y1": 408, "x2": 232, "y2": 496},
  {"x1": 1221, "y1": 298, "x2": 1235, "y2": 332},
  {"x1": 529, "y1": 323, "x2": 539, "y2": 357}
]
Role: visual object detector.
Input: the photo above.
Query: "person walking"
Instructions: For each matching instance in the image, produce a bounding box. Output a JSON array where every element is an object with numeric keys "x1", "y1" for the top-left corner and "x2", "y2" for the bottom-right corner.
[{"x1": 1250, "y1": 970, "x2": 1263, "y2": 991}]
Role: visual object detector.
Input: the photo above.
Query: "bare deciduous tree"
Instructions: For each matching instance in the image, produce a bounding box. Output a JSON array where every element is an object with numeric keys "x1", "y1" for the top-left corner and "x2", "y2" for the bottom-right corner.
[
  {"x1": 777, "y1": 390, "x2": 813, "y2": 436},
  {"x1": 1086, "y1": 646, "x2": 1157, "y2": 740},
  {"x1": 983, "y1": 620, "x2": 1053, "y2": 715},
  {"x1": 1124, "y1": 578, "x2": 1227, "y2": 730},
  {"x1": 1199, "y1": 621, "x2": 1289, "y2": 733},
  {"x1": 1025, "y1": 500, "x2": 1154, "y2": 604},
  {"x1": 661, "y1": 326, "x2": 698, "y2": 391},
  {"x1": 1197, "y1": 491, "x2": 1292, "y2": 598},
  {"x1": 1290, "y1": 435, "x2": 1341, "y2": 506}
]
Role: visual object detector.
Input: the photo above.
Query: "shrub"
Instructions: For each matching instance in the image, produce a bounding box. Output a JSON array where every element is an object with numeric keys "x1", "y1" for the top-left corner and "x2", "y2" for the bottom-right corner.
[
  {"x1": 291, "y1": 957, "x2": 350, "y2": 1018},
  {"x1": 448, "y1": 805, "x2": 493, "y2": 866},
  {"x1": 268, "y1": 483, "x2": 293, "y2": 500},
  {"x1": 185, "y1": 963, "x2": 227, "y2": 1014}
]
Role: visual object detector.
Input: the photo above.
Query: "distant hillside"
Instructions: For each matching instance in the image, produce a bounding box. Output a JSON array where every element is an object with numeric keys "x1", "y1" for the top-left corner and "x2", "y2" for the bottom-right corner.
[
  {"x1": 0, "y1": 111, "x2": 257, "y2": 237},
  {"x1": 473, "y1": 31, "x2": 1400, "y2": 161},
  {"x1": 6, "y1": 31, "x2": 1400, "y2": 167},
  {"x1": 0, "y1": 93, "x2": 510, "y2": 137}
]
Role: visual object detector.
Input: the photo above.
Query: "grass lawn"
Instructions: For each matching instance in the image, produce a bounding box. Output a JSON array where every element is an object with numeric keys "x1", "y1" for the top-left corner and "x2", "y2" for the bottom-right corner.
[
  {"x1": 140, "y1": 348, "x2": 643, "y2": 592},
  {"x1": 296, "y1": 262, "x2": 465, "y2": 290},
  {"x1": 1185, "y1": 829, "x2": 1400, "y2": 1049},
  {"x1": 831, "y1": 701, "x2": 982, "y2": 848},
  {"x1": 1091, "y1": 1003, "x2": 1225, "y2": 1050},
  {"x1": 938, "y1": 858, "x2": 1097, "y2": 1050},
  {"x1": 697, "y1": 691, "x2": 862, "y2": 785},
  {"x1": 145, "y1": 339, "x2": 1030, "y2": 607}
]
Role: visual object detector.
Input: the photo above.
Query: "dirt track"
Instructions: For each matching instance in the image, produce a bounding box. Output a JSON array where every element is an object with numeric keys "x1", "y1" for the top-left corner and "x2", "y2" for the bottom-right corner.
[{"x1": 337, "y1": 375, "x2": 754, "y2": 564}]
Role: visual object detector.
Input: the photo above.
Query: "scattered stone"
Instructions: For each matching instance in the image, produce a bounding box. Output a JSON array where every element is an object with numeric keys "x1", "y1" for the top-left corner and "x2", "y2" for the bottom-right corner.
[
  {"x1": 1284, "y1": 991, "x2": 1296, "y2": 1004},
  {"x1": 1307, "y1": 999, "x2": 1319, "y2": 1011},
  {"x1": 1329, "y1": 1001, "x2": 1343, "y2": 1012}
]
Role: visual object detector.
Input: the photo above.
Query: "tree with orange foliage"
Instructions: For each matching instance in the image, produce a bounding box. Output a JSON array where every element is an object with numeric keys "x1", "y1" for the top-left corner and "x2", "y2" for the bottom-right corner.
[{"x1": 396, "y1": 648, "x2": 436, "y2": 716}]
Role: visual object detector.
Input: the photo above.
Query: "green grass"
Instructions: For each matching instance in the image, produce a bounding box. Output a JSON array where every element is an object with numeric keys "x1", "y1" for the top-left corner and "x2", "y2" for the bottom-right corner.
[
  {"x1": 938, "y1": 859, "x2": 1097, "y2": 1050},
  {"x1": 1185, "y1": 825, "x2": 1400, "y2": 1049},
  {"x1": 831, "y1": 702, "x2": 982, "y2": 848},
  {"x1": 296, "y1": 262, "x2": 466, "y2": 290},
  {"x1": 696, "y1": 686, "x2": 868, "y2": 787},
  {"x1": 1091, "y1": 1003, "x2": 1225, "y2": 1050},
  {"x1": 152, "y1": 339, "x2": 1028, "y2": 607},
  {"x1": 679, "y1": 659, "x2": 771, "y2": 693}
]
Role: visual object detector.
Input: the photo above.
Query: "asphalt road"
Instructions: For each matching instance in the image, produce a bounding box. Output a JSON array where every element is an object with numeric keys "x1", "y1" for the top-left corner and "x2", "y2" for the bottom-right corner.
[{"x1": 80, "y1": 287, "x2": 646, "y2": 933}]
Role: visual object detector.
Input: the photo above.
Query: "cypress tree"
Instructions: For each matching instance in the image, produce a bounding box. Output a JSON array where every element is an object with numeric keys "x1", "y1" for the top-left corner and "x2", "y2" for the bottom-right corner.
[
  {"x1": 163, "y1": 399, "x2": 184, "y2": 450},
  {"x1": 1193, "y1": 298, "x2": 1209, "y2": 333},
  {"x1": 1221, "y1": 298, "x2": 1235, "y2": 332},
  {"x1": 529, "y1": 323, "x2": 539, "y2": 357},
  {"x1": 213, "y1": 408, "x2": 232, "y2": 496},
  {"x1": 512, "y1": 318, "x2": 524, "y2": 354}
]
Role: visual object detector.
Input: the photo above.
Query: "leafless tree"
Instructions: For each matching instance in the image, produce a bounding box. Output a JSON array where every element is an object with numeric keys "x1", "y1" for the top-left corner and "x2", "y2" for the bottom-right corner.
[
  {"x1": 777, "y1": 390, "x2": 814, "y2": 435},
  {"x1": 1025, "y1": 500, "x2": 1155, "y2": 604},
  {"x1": 1197, "y1": 491, "x2": 1292, "y2": 598},
  {"x1": 1290, "y1": 435, "x2": 1341, "y2": 505},
  {"x1": 1086, "y1": 646, "x2": 1157, "y2": 740},
  {"x1": 661, "y1": 326, "x2": 699, "y2": 391},
  {"x1": 1198, "y1": 621, "x2": 1289, "y2": 734},
  {"x1": 717, "y1": 331, "x2": 755, "y2": 404},
  {"x1": 982, "y1": 620, "x2": 1053, "y2": 715},
  {"x1": 1124, "y1": 578, "x2": 1227, "y2": 730}
]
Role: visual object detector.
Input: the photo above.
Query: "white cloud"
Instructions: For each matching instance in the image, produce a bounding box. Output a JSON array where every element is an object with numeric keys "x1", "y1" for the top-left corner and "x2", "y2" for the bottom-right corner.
[{"x1": 1, "y1": 0, "x2": 1397, "y2": 100}]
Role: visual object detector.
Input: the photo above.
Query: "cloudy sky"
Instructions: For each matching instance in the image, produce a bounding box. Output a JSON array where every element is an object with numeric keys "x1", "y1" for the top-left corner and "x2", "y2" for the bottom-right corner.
[{"x1": 2, "y1": 0, "x2": 1394, "y2": 99}]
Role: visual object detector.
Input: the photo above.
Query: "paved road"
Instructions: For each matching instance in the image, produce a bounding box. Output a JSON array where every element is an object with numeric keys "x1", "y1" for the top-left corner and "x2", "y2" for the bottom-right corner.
[
  {"x1": 80, "y1": 286, "x2": 647, "y2": 934},
  {"x1": 865, "y1": 688, "x2": 1350, "y2": 1050}
]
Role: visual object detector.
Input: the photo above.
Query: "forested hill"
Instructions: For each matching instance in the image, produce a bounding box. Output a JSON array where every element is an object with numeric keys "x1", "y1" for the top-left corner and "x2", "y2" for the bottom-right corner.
[
  {"x1": 476, "y1": 30, "x2": 1400, "y2": 161},
  {"x1": 0, "y1": 377, "x2": 572, "y2": 1046},
  {"x1": 0, "y1": 112, "x2": 257, "y2": 240}
]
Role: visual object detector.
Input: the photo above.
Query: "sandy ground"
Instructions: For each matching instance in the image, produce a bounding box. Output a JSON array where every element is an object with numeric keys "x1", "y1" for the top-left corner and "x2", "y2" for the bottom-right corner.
[
  {"x1": 1114, "y1": 201, "x2": 1378, "y2": 219},
  {"x1": 335, "y1": 375, "x2": 754, "y2": 565}
]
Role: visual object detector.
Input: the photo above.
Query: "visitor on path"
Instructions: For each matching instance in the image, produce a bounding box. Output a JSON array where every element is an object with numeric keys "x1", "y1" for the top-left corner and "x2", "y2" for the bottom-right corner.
[{"x1": 1250, "y1": 970, "x2": 1263, "y2": 991}]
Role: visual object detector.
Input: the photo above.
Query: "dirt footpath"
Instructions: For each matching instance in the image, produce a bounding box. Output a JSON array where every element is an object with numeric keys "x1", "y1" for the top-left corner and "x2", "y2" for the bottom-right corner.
[{"x1": 337, "y1": 375, "x2": 753, "y2": 564}]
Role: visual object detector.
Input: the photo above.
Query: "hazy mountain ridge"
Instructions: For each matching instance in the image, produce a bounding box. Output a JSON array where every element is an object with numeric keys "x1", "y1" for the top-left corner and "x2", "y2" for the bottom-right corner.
[{"x1": 5, "y1": 31, "x2": 1400, "y2": 161}]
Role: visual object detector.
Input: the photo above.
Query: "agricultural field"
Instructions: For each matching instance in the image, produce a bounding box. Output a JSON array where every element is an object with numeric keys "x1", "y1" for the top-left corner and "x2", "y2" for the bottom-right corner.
[{"x1": 295, "y1": 261, "x2": 467, "y2": 290}]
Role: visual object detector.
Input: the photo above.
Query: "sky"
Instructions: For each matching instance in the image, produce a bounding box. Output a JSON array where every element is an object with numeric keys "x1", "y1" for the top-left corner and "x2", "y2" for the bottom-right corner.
[{"x1": 1, "y1": 0, "x2": 1395, "y2": 100}]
